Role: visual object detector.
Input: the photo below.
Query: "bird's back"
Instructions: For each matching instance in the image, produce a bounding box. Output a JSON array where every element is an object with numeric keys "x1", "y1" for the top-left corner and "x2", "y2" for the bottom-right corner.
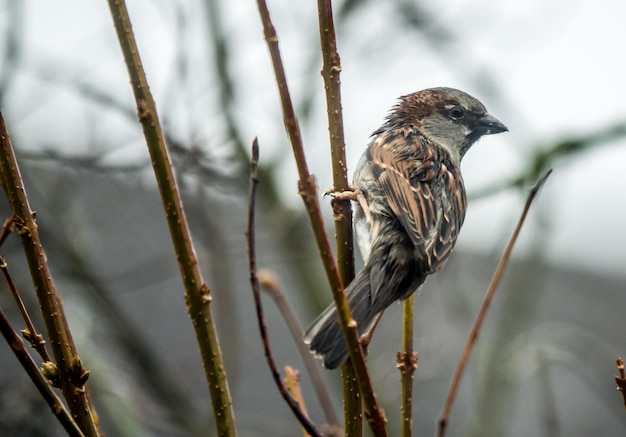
[{"x1": 354, "y1": 127, "x2": 467, "y2": 280}]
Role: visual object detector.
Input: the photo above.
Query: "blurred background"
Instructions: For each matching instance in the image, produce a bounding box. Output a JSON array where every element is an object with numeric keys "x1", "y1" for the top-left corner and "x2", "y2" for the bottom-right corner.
[{"x1": 0, "y1": 0, "x2": 625, "y2": 436}]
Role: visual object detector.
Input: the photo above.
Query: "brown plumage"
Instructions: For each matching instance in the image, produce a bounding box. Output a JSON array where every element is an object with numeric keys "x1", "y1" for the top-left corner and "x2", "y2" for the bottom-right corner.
[{"x1": 304, "y1": 87, "x2": 508, "y2": 369}]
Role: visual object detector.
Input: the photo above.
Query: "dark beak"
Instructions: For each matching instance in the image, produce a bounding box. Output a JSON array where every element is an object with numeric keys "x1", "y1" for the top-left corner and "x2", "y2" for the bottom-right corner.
[{"x1": 476, "y1": 113, "x2": 508, "y2": 135}]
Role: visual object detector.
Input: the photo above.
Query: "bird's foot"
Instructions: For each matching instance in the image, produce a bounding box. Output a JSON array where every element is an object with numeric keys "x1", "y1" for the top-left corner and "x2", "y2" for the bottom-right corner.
[
  {"x1": 324, "y1": 186, "x2": 372, "y2": 224},
  {"x1": 323, "y1": 186, "x2": 357, "y2": 200}
]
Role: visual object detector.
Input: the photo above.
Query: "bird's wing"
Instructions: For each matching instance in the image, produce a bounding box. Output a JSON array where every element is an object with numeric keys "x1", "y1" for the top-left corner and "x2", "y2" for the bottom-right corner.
[{"x1": 368, "y1": 130, "x2": 467, "y2": 273}]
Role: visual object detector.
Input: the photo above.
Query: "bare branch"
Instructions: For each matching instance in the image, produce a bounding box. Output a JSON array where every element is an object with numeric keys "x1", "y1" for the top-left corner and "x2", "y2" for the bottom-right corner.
[
  {"x1": 471, "y1": 122, "x2": 626, "y2": 201},
  {"x1": 254, "y1": 2, "x2": 387, "y2": 435},
  {"x1": 284, "y1": 367, "x2": 311, "y2": 437},
  {"x1": 437, "y1": 169, "x2": 552, "y2": 437},
  {"x1": 0, "y1": 255, "x2": 52, "y2": 362},
  {"x1": 0, "y1": 304, "x2": 85, "y2": 437},
  {"x1": 615, "y1": 357, "x2": 626, "y2": 412},
  {"x1": 246, "y1": 138, "x2": 321, "y2": 437},
  {"x1": 0, "y1": 112, "x2": 100, "y2": 437},
  {"x1": 259, "y1": 270, "x2": 341, "y2": 431}
]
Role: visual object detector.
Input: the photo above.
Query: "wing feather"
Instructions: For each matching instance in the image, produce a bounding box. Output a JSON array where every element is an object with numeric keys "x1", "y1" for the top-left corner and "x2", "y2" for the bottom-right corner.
[{"x1": 367, "y1": 129, "x2": 467, "y2": 273}]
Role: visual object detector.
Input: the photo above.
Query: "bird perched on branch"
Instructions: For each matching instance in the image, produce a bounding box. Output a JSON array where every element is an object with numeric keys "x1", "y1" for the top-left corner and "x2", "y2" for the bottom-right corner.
[{"x1": 304, "y1": 87, "x2": 508, "y2": 369}]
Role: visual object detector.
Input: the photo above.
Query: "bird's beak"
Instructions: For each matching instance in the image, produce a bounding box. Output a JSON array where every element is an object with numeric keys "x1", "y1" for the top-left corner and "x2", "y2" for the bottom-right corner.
[{"x1": 476, "y1": 113, "x2": 508, "y2": 135}]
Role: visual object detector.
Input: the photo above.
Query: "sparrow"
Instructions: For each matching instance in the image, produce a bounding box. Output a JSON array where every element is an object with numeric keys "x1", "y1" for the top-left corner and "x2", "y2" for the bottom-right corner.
[{"x1": 304, "y1": 87, "x2": 507, "y2": 369}]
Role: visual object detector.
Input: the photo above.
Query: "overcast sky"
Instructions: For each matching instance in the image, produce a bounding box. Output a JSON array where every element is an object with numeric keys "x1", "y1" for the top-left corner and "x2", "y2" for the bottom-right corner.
[{"x1": 3, "y1": 0, "x2": 626, "y2": 278}]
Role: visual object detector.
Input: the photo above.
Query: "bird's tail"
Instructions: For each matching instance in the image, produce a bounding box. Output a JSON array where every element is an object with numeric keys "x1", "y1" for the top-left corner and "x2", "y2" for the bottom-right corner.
[{"x1": 303, "y1": 266, "x2": 377, "y2": 369}]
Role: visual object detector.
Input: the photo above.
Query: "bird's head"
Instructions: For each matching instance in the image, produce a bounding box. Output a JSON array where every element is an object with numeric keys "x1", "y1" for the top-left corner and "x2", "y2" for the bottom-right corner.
[{"x1": 384, "y1": 87, "x2": 508, "y2": 165}]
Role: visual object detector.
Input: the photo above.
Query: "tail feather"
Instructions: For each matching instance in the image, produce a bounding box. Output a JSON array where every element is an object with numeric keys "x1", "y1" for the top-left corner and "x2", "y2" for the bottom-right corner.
[
  {"x1": 305, "y1": 226, "x2": 428, "y2": 369},
  {"x1": 303, "y1": 267, "x2": 377, "y2": 369}
]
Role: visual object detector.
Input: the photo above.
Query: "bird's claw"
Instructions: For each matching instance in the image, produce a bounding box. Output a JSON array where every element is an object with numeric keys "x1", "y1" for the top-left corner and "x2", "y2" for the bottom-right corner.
[
  {"x1": 323, "y1": 186, "x2": 358, "y2": 199},
  {"x1": 324, "y1": 186, "x2": 372, "y2": 225}
]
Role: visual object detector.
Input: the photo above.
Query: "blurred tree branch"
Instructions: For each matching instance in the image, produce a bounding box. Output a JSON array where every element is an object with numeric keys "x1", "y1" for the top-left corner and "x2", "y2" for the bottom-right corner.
[
  {"x1": 38, "y1": 216, "x2": 205, "y2": 437},
  {"x1": 0, "y1": 0, "x2": 23, "y2": 106},
  {"x1": 201, "y1": 0, "x2": 248, "y2": 167},
  {"x1": 615, "y1": 357, "x2": 626, "y2": 412},
  {"x1": 471, "y1": 121, "x2": 626, "y2": 200}
]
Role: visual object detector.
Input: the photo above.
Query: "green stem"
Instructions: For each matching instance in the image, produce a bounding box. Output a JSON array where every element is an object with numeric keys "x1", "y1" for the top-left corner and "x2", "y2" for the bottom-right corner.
[
  {"x1": 399, "y1": 295, "x2": 417, "y2": 437},
  {"x1": 317, "y1": 0, "x2": 388, "y2": 435},
  {"x1": 341, "y1": 363, "x2": 363, "y2": 436},
  {"x1": 105, "y1": 1, "x2": 236, "y2": 435},
  {"x1": 0, "y1": 113, "x2": 100, "y2": 437},
  {"x1": 315, "y1": 0, "x2": 361, "y2": 434}
]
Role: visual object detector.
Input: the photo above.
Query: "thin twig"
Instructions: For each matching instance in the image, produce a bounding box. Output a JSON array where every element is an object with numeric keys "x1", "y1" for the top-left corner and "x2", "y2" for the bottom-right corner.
[
  {"x1": 18, "y1": 149, "x2": 149, "y2": 174},
  {"x1": 0, "y1": 256, "x2": 52, "y2": 362},
  {"x1": 537, "y1": 354, "x2": 561, "y2": 437},
  {"x1": 284, "y1": 366, "x2": 310, "y2": 437},
  {"x1": 201, "y1": 0, "x2": 248, "y2": 168},
  {"x1": 359, "y1": 311, "x2": 384, "y2": 349},
  {"x1": 0, "y1": 112, "x2": 100, "y2": 437},
  {"x1": 105, "y1": 2, "x2": 236, "y2": 435},
  {"x1": 615, "y1": 357, "x2": 626, "y2": 412},
  {"x1": 0, "y1": 304, "x2": 85, "y2": 437},
  {"x1": 398, "y1": 295, "x2": 417, "y2": 437},
  {"x1": 0, "y1": 216, "x2": 14, "y2": 247},
  {"x1": 259, "y1": 270, "x2": 340, "y2": 431},
  {"x1": 246, "y1": 138, "x2": 321, "y2": 437},
  {"x1": 437, "y1": 169, "x2": 552, "y2": 437},
  {"x1": 254, "y1": 2, "x2": 387, "y2": 435}
]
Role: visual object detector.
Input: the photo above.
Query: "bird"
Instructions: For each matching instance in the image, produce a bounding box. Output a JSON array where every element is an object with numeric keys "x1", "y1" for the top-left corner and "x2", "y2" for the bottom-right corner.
[{"x1": 303, "y1": 87, "x2": 508, "y2": 369}]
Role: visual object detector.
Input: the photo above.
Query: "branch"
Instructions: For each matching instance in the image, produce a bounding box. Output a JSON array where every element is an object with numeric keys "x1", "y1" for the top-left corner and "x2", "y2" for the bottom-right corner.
[
  {"x1": 615, "y1": 357, "x2": 626, "y2": 412},
  {"x1": 316, "y1": 0, "x2": 371, "y2": 433},
  {"x1": 0, "y1": 255, "x2": 52, "y2": 362},
  {"x1": 254, "y1": 2, "x2": 387, "y2": 435},
  {"x1": 0, "y1": 112, "x2": 100, "y2": 437},
  {"x1": 0, "y1": 304, "x2": 85, "y2": 437},
  {"x1": 105, "y1": 1, "x2": 236, "y2": 435},
  {"x1": 471, "y1": 122, "x2": 626, "y2": 200},
  {"x1": 246, "y1": 139, "x2": 321, "y2": 437},
  {"x1": 317, "y1": 0, "x2": 353, "y2": 284},
  {"x1": 43, "y1": 223, "x2": 203, "y2": 436},
  {"x1": 259, "y1": 270, "x2": 340, "y2": 431},
  {"x1": 437, "y1": 169, "x2": 552, "y2": 437},
  {"x1": 398, "y1": 295, "x2": 417, "y2": 437},
  {"x1": 284, "y1": 367, "x2": 311, "y2": 437},
  {"x1": 0, "y1": 216, "x2": 14, "y2": 246},
  {"x1": 201, "y1": 0, "x2": 248, "y2": 167}
]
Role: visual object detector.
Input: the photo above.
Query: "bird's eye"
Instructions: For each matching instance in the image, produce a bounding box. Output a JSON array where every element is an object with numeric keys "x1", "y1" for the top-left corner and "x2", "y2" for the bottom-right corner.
[{"x1": 449, "y1": 107, "x2": 465, "y2": 120}]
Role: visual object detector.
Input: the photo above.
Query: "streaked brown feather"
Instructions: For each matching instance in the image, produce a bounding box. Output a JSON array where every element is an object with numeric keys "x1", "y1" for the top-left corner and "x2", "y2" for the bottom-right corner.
[{"x1": 368, "y1": 128, "x2": 467, "y2": 273}]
